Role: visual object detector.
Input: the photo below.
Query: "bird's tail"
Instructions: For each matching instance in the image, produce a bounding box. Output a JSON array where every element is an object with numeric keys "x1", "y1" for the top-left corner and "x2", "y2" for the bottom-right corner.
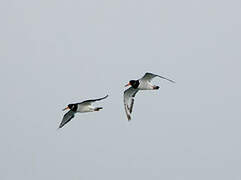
[
  {"x1": 94, "y1": 107, "x2": 103, "y2": 111},
  {"x1": 153, "y1": 86, "x2": 160, "y2": 90}
]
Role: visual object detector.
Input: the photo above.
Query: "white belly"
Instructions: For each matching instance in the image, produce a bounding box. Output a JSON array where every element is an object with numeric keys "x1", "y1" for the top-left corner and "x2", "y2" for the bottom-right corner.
[
  {"x1": 77, "y1": 105, "x2": 94, "y2": 112},
  {"x1": 138, "y1": 81, "x2": 153, "y2": 90}
]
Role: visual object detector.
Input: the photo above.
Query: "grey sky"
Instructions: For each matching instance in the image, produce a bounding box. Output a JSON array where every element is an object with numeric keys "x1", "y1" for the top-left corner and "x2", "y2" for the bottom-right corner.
[{"x1": 1, "y1": 0, "x2": 241, "y2": 179}]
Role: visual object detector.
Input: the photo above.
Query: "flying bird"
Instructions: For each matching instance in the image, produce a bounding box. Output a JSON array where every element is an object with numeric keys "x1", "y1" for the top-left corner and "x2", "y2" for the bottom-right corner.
[
  {"x1": 124, "y1": 72, "x2": 175, "y2": 121},
  {"x1": 59, "y1": 95, "x2": 108, "y2": 129}
]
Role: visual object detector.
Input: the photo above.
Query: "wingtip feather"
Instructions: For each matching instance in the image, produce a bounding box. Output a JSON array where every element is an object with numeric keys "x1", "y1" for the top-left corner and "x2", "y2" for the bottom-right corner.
[{"x1": 127, "y1": 114, "x2": 131, "y2": 121}]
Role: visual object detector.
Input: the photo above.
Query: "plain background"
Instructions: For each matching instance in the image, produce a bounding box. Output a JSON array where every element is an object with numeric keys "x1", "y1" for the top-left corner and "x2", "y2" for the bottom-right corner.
[{"x1": 1, "y1": 0, "x2": 241, "y2": 179}]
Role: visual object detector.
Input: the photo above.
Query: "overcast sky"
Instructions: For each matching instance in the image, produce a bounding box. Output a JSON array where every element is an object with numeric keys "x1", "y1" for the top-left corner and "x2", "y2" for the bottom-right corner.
[{"x1": 1, "y1": 0, "x2": 241, "y2": 179}]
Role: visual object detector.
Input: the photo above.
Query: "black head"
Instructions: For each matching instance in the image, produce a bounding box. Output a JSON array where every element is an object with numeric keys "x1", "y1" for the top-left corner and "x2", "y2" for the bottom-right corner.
[
  {"x1": 68, "y1": 104, "x2": 78, "y2": 111},
  {"x1": 129, "y1": 80, "x2": 140, "y2": 89}
]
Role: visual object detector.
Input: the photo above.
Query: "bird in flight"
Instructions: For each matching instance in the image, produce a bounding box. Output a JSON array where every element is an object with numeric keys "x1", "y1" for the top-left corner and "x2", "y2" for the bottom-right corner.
[
  {"x1": 59, "y1": 95, "x2": 108, "y2": 129},
  {"x1": 124, "y1": 72, "x2": 175, "y2": 121}
]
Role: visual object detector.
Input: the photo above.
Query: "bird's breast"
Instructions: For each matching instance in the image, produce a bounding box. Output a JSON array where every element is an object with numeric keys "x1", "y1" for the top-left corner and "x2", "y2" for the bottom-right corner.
[
  {"x1": 138, "y1": 81, "x2": 153, "y2": 90},
  {"x1": 77, "y1": 105, "x2": 94, "y2": 112}
]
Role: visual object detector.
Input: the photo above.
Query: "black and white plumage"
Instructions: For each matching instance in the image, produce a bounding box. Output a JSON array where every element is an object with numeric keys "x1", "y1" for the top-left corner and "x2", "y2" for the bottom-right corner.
[
  {"x1": 59, "y1": 95, "x2": 108, "y2": 129},
  {"x1": 141, "y1": 72, "x2": 175, "y2": 84},
  {"x1": 124, "y1": 87, "x2": 139, "y2": 121},
  {"x1": 125, "y1": 72, "x2": 175, "y2": 90},
  {"x1": 124, "y1": 72, "x2": 175, "y2": 121}
]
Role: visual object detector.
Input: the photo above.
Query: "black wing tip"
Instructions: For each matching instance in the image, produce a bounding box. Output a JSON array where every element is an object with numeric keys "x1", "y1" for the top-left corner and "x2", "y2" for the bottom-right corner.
[
  {"x1": 99, "y1": 94, "x2": 108, "y2": 100},
  {"x1": 58, "y1": 120, "x2": 69, "y2": 129},
  {"x1": 98, "y1": 94, "x2": 108, "y2": 101},
  {"x1": 127, "y1": 114, "x2": 131, "y2": 121},
  {"x1": 103, "y1": 94, "x2": 109, "y2": 99},
  {"x1": 58, "y1": 121, "x2": 66, "y2": 129},
  {"x1": 58, "y1": 125, "x2": 63, "y2": 129},
  {"x1": 156, "y1": 75, "x2": 175, "y2": 83}
]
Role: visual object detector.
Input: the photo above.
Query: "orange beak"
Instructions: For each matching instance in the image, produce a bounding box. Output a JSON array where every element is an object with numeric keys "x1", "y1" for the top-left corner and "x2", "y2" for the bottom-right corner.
[
  {"x1": 62, "y1": 107, "x2": 70, "y2": 111},
  {"x1": 125, "y1": 82, "x2": 131, "y2": 87}
]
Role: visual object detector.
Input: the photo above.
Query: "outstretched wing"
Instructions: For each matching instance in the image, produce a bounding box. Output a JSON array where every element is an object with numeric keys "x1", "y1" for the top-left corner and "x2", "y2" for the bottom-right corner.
[
  {"x1": 124, "y1": 87, "x2": 139, "y2": 121},
  {"x1": 80, "y1": 95, "x2": 108, "y2": 105},
  {"x1": 59, "y1": 110, "x2": 75, "y2": 129},
  {"x1": 141, "y1": 72, "x2": 175, "y2": 83}
]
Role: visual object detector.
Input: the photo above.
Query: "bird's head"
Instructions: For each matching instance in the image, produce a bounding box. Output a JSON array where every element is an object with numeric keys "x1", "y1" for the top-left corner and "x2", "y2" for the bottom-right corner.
[
  {"x1": 125, "y1": 80, "x2": 139, "y2": 89},
  {"x1": 62, "y1": 104, "x2": 77, "y2": 111}
]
